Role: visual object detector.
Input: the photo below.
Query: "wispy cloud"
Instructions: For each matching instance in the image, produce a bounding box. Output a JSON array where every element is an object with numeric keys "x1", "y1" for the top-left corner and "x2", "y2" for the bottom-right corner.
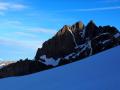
[
  {"x1": 0, "y1": 19, "x2": 57, "y2": 51},
  {"x1": 0, "y1": 25, "x2": 56, "y2": 49},
  {"x1": 0, "y1": 2, "x2": 8, "y2": 10},
  {"x1": 0, "y1": 20, "x2": 57, "y2": 41},
  {"x1": 0, "y1": 20, "x2": 23, "y2": 28},
  {"x1": 0, "y1": 37, "x2": 43, "y2": 49},
  {"x1": 13, "y1": 28, "x2": 57, "y2": 40},
  {"x1": 0, "y1": 19, "x2": 57, "y2": 35},
  {"x1": 100, "y1": 0, "x2": 120, "y2": 3},
  {"x1": 0, "y1": 2, "x2": 27, "y2": 10},
  {"x1": 14, "y1": 32, "x2": 38, "y2": 38},
  {"x1": 59, "y1": 6, "x2": 120, "y2": 12},
  {"x1": 28, "y1": 28, "x2": 57, "y2": 34},
  {"x1": 0, "y1": 2, "x2": 27, "y2": 15},
  {"x1": 3, "y1": 20, "x2": 22, "y2": 25},
  {"x1": 10, "y1": 4, "x2": 26, "y2": 10}
]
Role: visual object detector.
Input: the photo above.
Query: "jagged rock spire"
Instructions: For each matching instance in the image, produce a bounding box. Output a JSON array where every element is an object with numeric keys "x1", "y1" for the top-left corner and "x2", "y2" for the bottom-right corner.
[
  {"x1": 71, "y1": 21, "x2": 84, "y2": 30},
  {"x1": 75, "y1": 21, "x2": 84, "y2": 30},
  {"x1": 86, "y1": 20, "x2": 97, "y2": 29}
]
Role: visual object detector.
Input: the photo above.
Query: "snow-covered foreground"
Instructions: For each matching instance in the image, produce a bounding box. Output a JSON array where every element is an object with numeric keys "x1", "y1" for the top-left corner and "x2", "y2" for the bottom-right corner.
[{"x1": 0, "y1": 46, "x2": 120, "y2": 90}]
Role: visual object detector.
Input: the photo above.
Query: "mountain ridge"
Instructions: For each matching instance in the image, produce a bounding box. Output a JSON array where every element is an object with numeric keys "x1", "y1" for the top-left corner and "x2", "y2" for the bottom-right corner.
[
  {"x1": 0, "y1": 20, "x2": 120, "y2": 78},
  {"x1": 35, "y1": 20, "x2": 120, "y2": 66}
]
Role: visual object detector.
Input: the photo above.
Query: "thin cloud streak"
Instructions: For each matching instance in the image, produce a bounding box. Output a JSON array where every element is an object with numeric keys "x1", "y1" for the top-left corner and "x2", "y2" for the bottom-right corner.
[
  {"x1": 0, "y1": 37, "x2": 43, "y2": 49},
  {"x1": 0, "y1": 2, "x2": 27, "y2": 15},
  {"x1": 59, "y1": 6, "x2": 120, "y2": 12},
  {"x1": 0, "y1": 2, "x2": 8, "y2": 10},
  {"x1": 0, "y1": 2, "x2": 27, "y2": 11},
  {"x1": 101, "y1": 0, "x2": 120, "y2": 3},
  {"x1": 28, "y1": 28, "x2": 57, "y2": 34},
  {"x1": 14, "y1": 32, "x2": 37, "y2": 38},
  {"x1": 10, "y1": 4, "x2": 26, "y2": 10}
]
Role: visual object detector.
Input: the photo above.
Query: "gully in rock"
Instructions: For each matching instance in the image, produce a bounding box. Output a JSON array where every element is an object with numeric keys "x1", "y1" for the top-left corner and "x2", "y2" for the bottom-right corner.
[{"x1": 67, "y1": 26, "x2": 78, "y2": 48}]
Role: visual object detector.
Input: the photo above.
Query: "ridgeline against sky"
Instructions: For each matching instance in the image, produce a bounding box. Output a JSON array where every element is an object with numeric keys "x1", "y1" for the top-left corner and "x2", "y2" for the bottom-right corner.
[{"x1": 0, "y1": 0, "x2": 120, "y2": 60}]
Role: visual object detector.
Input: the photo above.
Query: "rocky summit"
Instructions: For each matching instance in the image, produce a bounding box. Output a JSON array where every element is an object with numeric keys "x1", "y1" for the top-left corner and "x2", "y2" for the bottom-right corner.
[{"x1": 35, "y1": 20, "x2": 120, "y2": 66}]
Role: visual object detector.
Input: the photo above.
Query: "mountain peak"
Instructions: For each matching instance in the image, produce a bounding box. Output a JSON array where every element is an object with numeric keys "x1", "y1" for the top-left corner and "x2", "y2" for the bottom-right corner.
[
  {"x1": 75, "y1": 21, "x2": 84, "y2": 30},
  {"x1": 62, "y1": 25, "x2": 70, "y2": 30},
  {"x1": 56, "y1": 25, "x2": 70, "y2": 36},
  {"x1": 89, "y1": 20, "x2": 94, "y2": 23},
  {"x1": 87, "y1": 20, "x2": 97, "y2": 28}
]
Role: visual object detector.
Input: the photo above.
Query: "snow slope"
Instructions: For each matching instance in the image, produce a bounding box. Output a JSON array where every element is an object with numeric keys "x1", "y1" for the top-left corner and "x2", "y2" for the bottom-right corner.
[{"x1": 0, "y1": 46, "x2": 120, "y2": 90}]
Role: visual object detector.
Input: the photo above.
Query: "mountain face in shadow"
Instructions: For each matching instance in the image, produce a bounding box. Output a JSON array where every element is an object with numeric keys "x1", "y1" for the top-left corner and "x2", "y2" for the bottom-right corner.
[
  {"x1": 35, "y1": 20, "x2": 120, "y2": 66},
  {"x1": 0, "y1": 20, "x2": 120, "y2": 78}
]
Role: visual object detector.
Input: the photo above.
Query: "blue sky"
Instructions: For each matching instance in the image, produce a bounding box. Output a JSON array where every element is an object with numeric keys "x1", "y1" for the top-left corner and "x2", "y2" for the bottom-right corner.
[{"x1": 0, "y1": 0, "x2": 120, "y2": 61}]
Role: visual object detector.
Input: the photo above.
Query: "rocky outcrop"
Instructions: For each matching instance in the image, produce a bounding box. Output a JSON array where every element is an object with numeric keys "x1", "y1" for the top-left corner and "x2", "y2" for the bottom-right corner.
[
  {"x1": 35, "y1": 20, "x2": 120, "y2": 66},
  {"x1": 35, "y1": 21, "x2": 85, "y2": 60},
  {"x1": 0, "y1": 59, "x2": 52, "y2": 78}
]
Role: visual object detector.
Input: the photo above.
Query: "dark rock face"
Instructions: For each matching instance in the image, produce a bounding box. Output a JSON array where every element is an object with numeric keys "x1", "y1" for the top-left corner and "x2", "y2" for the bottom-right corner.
[
  {"x1": 35, "y1": 22, "x2": 85, "y2": 60},
  {"x1": 36, "y1": 25, "x2": 76, "y2": 59},
  {"x1": 35, "y1": 20, "x2": 120, "y2": 66},
  {"x1": 0, "y1": 60, "x2": 52, "y2": 78}
]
